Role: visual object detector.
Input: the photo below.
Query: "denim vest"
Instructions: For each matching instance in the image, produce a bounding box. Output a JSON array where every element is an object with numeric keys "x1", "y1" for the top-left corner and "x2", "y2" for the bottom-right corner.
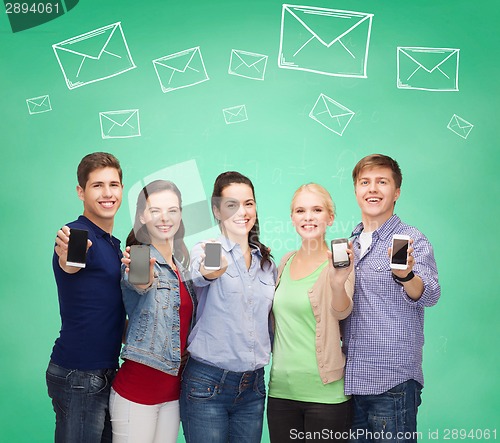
[{"x1": 120, "y1": 245, "x2": 197, "y2": 375}]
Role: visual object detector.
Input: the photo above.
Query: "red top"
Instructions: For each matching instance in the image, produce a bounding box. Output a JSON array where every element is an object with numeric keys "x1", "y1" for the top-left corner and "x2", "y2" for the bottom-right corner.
[{"x1": 113, "y1": 269, "x2": 193, "y2": 404}]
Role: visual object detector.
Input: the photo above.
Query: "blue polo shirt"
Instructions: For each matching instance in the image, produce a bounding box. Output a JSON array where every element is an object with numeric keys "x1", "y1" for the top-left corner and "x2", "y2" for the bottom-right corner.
[{"x1": 50, "y1": 216, "x2": 125, "y2": 370}]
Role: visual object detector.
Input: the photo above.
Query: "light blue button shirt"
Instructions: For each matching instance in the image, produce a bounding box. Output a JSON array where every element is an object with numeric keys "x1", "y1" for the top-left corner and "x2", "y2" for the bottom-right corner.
[{"x1": 187, "y1": 235, "x2": 276, "y2": 372}]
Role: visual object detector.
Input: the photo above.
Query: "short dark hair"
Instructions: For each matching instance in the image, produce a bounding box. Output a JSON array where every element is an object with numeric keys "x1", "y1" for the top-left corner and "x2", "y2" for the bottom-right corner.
[
  {"x1": 352, "y1": 154, "x2": 403, "y2": 189},
  {"x1": 77, "y1": 152, "x2": 122, "y2": 189}
]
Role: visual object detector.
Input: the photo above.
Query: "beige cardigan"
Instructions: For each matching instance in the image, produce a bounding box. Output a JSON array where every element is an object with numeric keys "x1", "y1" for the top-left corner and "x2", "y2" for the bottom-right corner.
[{"x1": 275, "y1": 251, "x2": 354, "y2": 384}]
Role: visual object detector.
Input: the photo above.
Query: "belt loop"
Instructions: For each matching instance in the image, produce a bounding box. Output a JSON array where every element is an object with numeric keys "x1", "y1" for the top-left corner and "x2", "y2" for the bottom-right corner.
[{"x1": 218, "y1": 370, "x2": 229, "y2": 394}]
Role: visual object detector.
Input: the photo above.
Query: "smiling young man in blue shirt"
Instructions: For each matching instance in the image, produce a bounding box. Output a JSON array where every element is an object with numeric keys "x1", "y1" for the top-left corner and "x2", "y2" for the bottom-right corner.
[
  {"x1": 342, "y1": 154, "x2": 440, "y2": 443},
  {"x1": 46, "y1": 152, "x2": 126, "y2": 443}
]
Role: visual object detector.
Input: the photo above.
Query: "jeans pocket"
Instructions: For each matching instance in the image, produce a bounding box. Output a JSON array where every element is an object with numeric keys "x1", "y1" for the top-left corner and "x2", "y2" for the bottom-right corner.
[
  {"x1": 368, "y1": 384, "x2": 406, "y2": 436},
  {"x1": 65, "y1": 370, "x2": 110, "y2": 395},
  {"x1": 46, "y1": 368, "x2": 68, "y2": 387},
  {"x1": 253, "y1": 372, "x2": 266, "y2": 398},
  {"x1": 184, "y1": 376, "x2": 218, "y2": 402},
  {"x1": 89, "y1": 373, "x2": 109, "y2": 395},
  {"x1": 46, "y1": 366, "x2": 70, "y2": 417}
]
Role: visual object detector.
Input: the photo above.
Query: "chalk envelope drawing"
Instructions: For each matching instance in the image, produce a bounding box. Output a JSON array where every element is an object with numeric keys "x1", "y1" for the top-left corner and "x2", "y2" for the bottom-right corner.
[
  {"x1": 222, "y1": 105, "x2": 248, "y2": 125},
  {"x1": 447, "y1": 114, "x2": 473, "y2": 139},
  {"x1": 52, "y1": 22, "x2": 136, "y2": 90},
  {"x1": 397, "y1": 47, "x2": 460, "y2": 91},
  {"x1": 153, "y1": 47, "x2": 209, "y2": 93},
  {"x1": 309, "y1": 93, "x2": 354, "y2": 136},
  {"x1": 229, "y1": 49, "x2": 268, "y2": 80},
  {"x1": 278, "y1": 4, "x2": 373, "y2": 78},
  {"x1": 26, "y1": 95, "x2": 52, "y2": 114},
  {"x1": 99, "y1": 109, "x2": 141, "y2": 139}
]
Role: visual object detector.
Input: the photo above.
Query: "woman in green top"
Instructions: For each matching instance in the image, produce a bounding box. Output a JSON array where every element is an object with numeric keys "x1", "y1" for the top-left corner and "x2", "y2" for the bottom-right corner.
[{"x1": 267, "y1": 183, "x2": 354, "y2": 442}]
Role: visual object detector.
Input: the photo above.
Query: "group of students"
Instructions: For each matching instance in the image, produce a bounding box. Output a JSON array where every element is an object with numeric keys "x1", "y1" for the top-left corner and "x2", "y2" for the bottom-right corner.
[{"x1": 46, "y1": 152, "x2": 440, "y2": 443}]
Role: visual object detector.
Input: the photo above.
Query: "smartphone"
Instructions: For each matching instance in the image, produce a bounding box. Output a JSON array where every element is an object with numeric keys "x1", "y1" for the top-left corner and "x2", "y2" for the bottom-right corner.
[
  {"x1": 204, "y1": 242, "x2": 222, "y2": 271},
  {"x1": 331, "y1": 238, "x2": 350, "y2": 268},
  {"x1": 67, "y1": 228, "x2": 88, "y2": 268},
  {"x1": 129, "y1": 245, "x2": 151, "y2": 285},
  {"x1": 390, "y1": 234, "x2": 410, "y2": 270}
]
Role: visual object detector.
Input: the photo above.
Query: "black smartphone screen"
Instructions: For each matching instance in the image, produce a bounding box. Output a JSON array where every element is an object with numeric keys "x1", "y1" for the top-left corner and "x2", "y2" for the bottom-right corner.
[
  {"x1": 129, "y1": 245, "x2": 150, "y2": 285},
  {"x1": 205, "y1": 242, "x2": 221, "y2": 269},
  {"x1": 391, "y1": 239, "x2": 409, "y2": 265},
  {"x1": 67, "y1": 228, "x2": 88, "y2": 267}
]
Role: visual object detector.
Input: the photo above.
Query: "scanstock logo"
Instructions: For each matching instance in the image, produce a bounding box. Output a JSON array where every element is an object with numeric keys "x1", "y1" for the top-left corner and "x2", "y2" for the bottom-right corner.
[{"x1": 4, "y1": 0, "x2": 79, "y2": 33}]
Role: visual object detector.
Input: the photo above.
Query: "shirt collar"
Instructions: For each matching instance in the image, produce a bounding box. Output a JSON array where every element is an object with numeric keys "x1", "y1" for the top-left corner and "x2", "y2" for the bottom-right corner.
[
  {"x1": 148, "y1": 244, "x2": 184, "y2": 271},
  {"x1": 351, "y1": 214, "x2": 402, "y2": 240},
  {"x1": 77, "y1": 216, "x2": 121, "y2": 250},
  {"x1": 77, "y1": 215, "x2": 107, "y2": 239},
  {"x1": 217, "y1": 234, "x2": 262, "y2": 257},
  {"x1": 149, "y1": 244, "x2": 166, "y2": 263}
]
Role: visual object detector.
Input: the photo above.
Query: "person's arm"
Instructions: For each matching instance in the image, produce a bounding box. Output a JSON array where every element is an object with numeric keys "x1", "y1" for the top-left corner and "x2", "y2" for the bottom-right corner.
[
  {"x1": 392, "y1": 244, "x2": 424, "y2": 300},
  {"x1": 326, "y1": 244, "x2": 354, "y2": 315},
  {"x1": 390, "y1": 236, "x2": 440, "y2": 306},
  {"x1": 54, "y1": 225, "x2": 92, "y2": 274},
  {"x1": 121, "y1": 246, "x2": 156, "y2": 292},
  {"x1": 190, "y1": 241, "x2": 228, "y2": 286}
]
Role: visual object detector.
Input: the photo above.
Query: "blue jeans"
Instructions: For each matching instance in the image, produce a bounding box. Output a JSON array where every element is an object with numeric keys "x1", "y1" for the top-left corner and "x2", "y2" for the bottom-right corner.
[
  {"x1": 180, "y1": 358, "x2": 266, "y2": 443},
  {"x1": 350, "y1": 380, "x2": 422, "y2": 443},
  {"x1": 46, "y1": 361, "x2": 116, "y2": 443}
]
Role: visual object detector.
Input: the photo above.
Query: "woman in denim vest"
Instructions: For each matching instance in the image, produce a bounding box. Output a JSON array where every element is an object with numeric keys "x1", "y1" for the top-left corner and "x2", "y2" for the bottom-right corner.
[
  {"x1": 109, "y1": 180, "x2": 196, "y2": 443},
  {"x1": 180, "y1": 171, "x2": 276, "y2": 443}
]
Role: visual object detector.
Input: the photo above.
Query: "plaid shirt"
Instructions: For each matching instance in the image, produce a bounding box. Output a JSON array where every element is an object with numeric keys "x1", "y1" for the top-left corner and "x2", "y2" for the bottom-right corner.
[{"x1": 342, "y1": 215, "x2": 440, "y2": 395}]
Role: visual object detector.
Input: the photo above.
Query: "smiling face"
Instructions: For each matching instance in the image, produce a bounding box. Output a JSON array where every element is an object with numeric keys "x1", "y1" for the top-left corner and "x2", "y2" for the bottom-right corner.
[
  {"x1": 213, "y1": 183, "x2": 257, "y2": 243},
  {"x1": 355, "y1": 166, "x2": 401, "y2": 227},
  {"x1": 140, "y1": 190, "x2": 182, "y2": 246},
  {"x1": 77, "y1": 167, "x2": 123, "y2": 231},
  {"x1": 291, "y1": 189, "x2": 334, "y2": 242}
]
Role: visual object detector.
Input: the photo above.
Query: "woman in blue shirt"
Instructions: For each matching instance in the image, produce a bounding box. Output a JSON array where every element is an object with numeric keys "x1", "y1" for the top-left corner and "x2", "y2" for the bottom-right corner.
[{"x1": 180, "y1": 171, "x2": 276, "y2": 443}]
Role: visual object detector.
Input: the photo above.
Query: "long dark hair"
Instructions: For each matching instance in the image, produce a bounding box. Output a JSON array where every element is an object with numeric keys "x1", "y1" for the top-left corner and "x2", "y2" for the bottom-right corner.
[
  {"x1": 211, "y1": 171, "x2": 272, "y2": 270},
  {"x1": 126, "y1": 180, "x2": 189, "y2": 267}
]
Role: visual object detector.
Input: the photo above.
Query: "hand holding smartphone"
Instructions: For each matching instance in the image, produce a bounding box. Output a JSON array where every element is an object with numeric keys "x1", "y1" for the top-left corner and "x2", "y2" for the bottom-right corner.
[
  {"x1": 390, "y1": 234, "x2": 410, "y2": 270},
  {"x1": 66, "y1": 228, "x2": 89, "y2": 268},
  {"x1": 128, "y1": 245, "x2": 151, "y2": 285},
  {"x1": 204, "y1": 242, "x2": 222, "y2": 271},
  {"x1": 331, "y1": 238, "x2": 350, "y2": 268}
]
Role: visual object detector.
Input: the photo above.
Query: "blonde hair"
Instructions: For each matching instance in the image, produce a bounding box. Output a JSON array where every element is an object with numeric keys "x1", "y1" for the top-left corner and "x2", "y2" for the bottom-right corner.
[{"x1": 290, "y1": 183, "x2": 335, "y2": 216}]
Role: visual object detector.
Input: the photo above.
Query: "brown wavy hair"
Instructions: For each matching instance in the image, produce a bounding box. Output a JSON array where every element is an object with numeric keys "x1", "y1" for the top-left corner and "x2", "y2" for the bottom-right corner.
[
  {"x1": 126, "y1": 180, "x2": 189, "y2": 267},
  {"x1": 211, "y1": 171, "x2": 272, "y2": 270}
]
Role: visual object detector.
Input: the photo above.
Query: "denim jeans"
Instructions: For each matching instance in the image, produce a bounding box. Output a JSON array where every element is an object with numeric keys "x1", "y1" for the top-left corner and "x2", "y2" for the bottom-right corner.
[
  {"x1": 46, "y1": 361, "x2": 116, "y2": 443},
  {"x1": 350, "y1": 380, "x2": 422, "y2": 443},
  {"x1": 180, "y1": 358, "x2": 266, "y2": 443}
]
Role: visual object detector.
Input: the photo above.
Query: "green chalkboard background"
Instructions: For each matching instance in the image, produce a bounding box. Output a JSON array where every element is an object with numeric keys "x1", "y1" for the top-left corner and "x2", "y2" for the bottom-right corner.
[{"x1": 1, "y1": 0, "x2": 498, "y2": 441}]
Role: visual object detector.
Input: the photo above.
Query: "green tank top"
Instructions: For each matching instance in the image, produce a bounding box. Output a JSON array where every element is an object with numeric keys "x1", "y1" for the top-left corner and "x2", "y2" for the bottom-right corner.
[{"x1": 268, "y1": 257, "x2": 350, "y2": 403}]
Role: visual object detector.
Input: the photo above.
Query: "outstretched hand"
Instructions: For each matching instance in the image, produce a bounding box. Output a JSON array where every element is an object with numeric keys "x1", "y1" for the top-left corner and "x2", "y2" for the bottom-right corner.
[
  {"x1": 327, "y1": 241, "x2": 354, "y2": 288},
  {"x1": 388, "y1": 239, "x2": 415, "y2": 279},
  {"x1": 199, "y1": 241, "x2": 228, "y2": 280},
  {"x1": 54, "y1": 225, "x2": 92, "y2": 274},
  {"x1": 122, "y1": 246, "x2": 156, "y2": 289}
]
